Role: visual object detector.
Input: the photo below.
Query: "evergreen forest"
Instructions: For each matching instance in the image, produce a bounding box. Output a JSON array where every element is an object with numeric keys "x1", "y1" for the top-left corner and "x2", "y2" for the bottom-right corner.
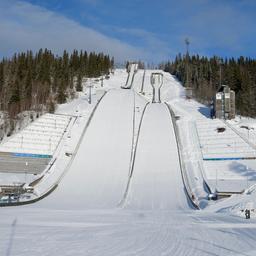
[
  {"x1": 0, "y1": 49, "x2": 113, "y2": 137},
  {"x1": 163, "y1": 54, "x2": 256, "y2": 117}
]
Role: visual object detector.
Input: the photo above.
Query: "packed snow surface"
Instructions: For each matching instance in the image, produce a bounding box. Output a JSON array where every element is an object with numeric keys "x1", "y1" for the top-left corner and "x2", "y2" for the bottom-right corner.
[
  {"x1": 1, "y1": 69, "x2": 256, "y2": 255},
  {"x1": 125, "y1": 104, "x2": 189, "y2": 210},
  {"x1": 37, "y1": 89, "x2": 136, "y2": 209}
]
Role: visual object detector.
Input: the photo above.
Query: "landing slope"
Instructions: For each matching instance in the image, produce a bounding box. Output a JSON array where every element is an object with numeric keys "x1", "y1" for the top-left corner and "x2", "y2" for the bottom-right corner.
[
  {"x1": 37, "y1": 89, "x2": 134, "y2": 209},
  {"x1": 125, "y1": 103, "x2": 189, "y2": 210}
]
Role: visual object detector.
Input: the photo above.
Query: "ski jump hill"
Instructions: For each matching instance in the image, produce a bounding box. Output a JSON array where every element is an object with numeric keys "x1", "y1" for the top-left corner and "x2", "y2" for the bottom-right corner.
[{"x1": 1, "y1": 68, "x2": 256, "y2": 256}]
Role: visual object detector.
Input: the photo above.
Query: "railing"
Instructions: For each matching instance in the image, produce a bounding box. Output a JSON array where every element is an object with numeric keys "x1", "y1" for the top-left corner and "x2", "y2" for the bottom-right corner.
[
  {"x1": 223, "y1": 120, "x2": 256, "y2": 150},
  {"x1": 165, "y1": 102, "x2": 200, "y2": 209}
]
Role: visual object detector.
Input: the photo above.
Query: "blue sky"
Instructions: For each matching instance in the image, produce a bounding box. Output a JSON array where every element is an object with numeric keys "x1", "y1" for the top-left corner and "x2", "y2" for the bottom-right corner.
[{"x1": 0, "y1": 0, "x2": 256, "y2": 62}]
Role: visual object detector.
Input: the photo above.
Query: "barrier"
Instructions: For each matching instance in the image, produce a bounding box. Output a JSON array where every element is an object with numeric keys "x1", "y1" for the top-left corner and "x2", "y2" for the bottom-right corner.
[
  {"x1": 165, "y1": 103, "x2": 200, "y2": 210},
  {"x1": 12, "y1": 152, "x2": 52, "y2": 159},
  {"x1": 203, "y1": 157, "x2": 256, "y2": 161}
]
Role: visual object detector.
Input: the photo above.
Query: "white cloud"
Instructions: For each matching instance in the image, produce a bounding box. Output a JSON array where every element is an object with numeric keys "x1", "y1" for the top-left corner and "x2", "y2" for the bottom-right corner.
[{"x1": 0, "y1": 0, "x2": 147, "y2": 62}]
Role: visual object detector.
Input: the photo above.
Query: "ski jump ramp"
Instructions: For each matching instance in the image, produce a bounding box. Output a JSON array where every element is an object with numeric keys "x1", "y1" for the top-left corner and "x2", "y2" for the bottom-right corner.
[
  {"x1": 36, "y1": 89, "x2": 135, "y2": 209},
  {"x1": 124, "y1": 103, "x2": 190, "y2": 210},
  {"x1": 35, "y1": 91, "x2": 190, "y2": 211},
  {"x1": 1, "y1": 72, "x2": 254, "y2": 256},
  {"x1": 122, "y1": 63, "x2": 138, "y2": 89}
]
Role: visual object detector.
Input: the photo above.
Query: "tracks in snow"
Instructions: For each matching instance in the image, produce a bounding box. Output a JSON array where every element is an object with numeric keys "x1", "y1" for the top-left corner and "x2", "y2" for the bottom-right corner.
[{"x1": 119, "y1": 101, "x2": 150, "y2": 206}]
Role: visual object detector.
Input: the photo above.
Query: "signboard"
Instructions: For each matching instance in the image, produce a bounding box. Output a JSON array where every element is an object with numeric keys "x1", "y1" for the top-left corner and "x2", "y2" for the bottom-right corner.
[
  {"x1": 216, "y1": 93, "x2": 222, "y2": 100},
  {"x1": 225, "y1": 93, "x2": 230, "y2": 99}
]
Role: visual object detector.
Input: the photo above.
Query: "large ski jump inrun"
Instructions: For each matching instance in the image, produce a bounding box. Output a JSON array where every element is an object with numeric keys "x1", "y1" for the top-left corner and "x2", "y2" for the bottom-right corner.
[{"x1": 1, "y1": 68, "x2": 256, "y2": 256}]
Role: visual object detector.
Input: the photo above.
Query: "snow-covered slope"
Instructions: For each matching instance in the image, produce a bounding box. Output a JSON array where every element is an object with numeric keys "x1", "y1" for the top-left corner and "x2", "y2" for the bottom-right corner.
[
  {"x1": 124, "y1": 104, "x2": 189, "y2": 210},
  {"x1": 1, "y1": 68, "x2": 256, "y2": 256},
  {"x1": 36, "y1": 89, "x2": 136, "y2": 209}
]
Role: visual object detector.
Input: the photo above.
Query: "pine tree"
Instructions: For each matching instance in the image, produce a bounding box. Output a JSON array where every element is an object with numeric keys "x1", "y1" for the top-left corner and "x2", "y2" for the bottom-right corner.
[
  {"x1": 0, "y1": 48, "x2": 113, "y2": 117},
  {"x1": 76, "y1": 72, "x2": 83, "y2": 92}
]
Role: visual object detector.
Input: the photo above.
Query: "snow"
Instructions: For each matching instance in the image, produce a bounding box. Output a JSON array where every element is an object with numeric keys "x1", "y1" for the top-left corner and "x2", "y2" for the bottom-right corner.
[
  {"x1": 197, "y1": 119, "x2": 256, "y2": 159},
  {"x1": 0, "y1": 113, "x2": 71, "y2": 155},
  {"x1": 36, "y1": 89, "x2": 137, "y2": 209},
  {"x1": 204, "y1": 159, "x2": 256, "y2": 192},
  {"x1": 228, "y1": 116, "x2": 256, "y2": 148},
  {"x1": 1, "y1": 68, "x2": 256, "y2": 255},
  {"x1": 124, "y1": 104, "x2": 189, "y2": 210}
]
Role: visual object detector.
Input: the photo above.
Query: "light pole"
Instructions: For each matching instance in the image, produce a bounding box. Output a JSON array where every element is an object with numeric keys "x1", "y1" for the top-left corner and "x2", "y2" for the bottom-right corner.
[
  {"x1": 185, "y1": 38, "x2": 190, "y2": 88},
  {"x1": 217, "y1": 57, "x2": 223, "y2": 88},
  {"x1": 88, "y1": 84, "x2": 93, "y2": 104},
  {"x1": 100, "y1": 72, "x2": 104, "y2": 87},
  {"x1": 101, "y1": 77, "x2": 103, "y2": 87}
]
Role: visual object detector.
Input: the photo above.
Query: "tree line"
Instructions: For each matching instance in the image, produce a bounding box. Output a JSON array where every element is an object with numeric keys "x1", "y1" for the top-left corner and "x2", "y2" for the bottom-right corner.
[
  {"x1": 163, "y1": 54, "x2": 256, "y2": 117},
  {"x1": 0, "y1": 49, "x2": 114, "y2": 119}
]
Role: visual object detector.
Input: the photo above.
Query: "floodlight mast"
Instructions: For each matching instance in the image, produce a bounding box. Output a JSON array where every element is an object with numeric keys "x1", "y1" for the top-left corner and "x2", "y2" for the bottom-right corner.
[
  {"x1": 217, "y1": 57, "x2": 222, "y2": 88},
  {"x1": 185, "y1": 38, "x2": 190, "y2": 53},
  {"x1": 185, "y1": 38, "x2": 190, "y2": 88}
]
